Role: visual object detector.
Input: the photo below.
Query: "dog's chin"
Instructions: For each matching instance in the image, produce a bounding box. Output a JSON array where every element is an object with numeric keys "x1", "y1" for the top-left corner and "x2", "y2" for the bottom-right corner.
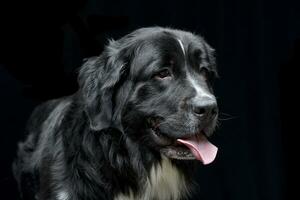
[
  {"x1": 149, "y1": 127, "x2": 213, "y2": 161},
  {"x1": 146, "y1": 117, "x2": 218, "y2": 164}
]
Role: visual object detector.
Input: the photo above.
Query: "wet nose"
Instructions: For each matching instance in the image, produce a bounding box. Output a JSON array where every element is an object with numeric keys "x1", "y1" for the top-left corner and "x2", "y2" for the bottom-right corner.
[{"x1": 192, "y1": 97, "x2": 218, "y2": 119}]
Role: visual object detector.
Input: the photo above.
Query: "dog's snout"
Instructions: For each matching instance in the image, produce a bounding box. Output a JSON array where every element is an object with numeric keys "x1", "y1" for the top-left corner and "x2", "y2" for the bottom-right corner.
[{"x1": 192, "y1": 97, "x2": 218, "y2": 119}]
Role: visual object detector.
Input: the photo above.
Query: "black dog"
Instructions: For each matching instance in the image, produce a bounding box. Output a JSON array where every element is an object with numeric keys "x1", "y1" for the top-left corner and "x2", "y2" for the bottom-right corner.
[{"x1": 13, "y1": 27, "x2": 219, "y2": 200}]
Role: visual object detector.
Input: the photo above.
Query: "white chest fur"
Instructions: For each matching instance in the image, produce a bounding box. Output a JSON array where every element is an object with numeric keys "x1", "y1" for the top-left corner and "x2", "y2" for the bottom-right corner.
[{"x1": 115, "y1": 157, "x2": 189, "y2": 200}]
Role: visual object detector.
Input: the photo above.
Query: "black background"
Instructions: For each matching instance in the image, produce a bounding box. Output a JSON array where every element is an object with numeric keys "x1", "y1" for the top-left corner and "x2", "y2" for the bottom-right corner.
[{"x1": 0, "y1": 0, "x2": 299, "y2": 200}]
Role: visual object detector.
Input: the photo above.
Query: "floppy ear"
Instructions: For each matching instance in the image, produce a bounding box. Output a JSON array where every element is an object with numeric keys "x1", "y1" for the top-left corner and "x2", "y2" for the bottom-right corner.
[
  {"x1": 78, "y1": 43, "x2": 130, "y2": 131},
  {"x1": 203, "y1": 42, "x2": 218, "y2": 78}
]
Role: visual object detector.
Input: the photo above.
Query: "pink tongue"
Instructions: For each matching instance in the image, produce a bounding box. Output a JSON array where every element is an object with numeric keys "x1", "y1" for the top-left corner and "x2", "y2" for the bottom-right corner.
[{"x1": 177, "y1": 134, "x2": 218, "y2": 165}]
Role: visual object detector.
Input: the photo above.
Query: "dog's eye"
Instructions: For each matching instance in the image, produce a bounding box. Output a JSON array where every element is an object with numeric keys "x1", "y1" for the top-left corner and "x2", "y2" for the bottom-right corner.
[{"x1": 154, "y1": 69, "x2": 172, "y2": 79}]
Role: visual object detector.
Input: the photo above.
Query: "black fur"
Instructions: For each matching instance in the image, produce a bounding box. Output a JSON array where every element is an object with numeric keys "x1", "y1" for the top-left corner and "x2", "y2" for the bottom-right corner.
[{"x1": 13, "y1": 27, "x2": 218, "y2": 200}]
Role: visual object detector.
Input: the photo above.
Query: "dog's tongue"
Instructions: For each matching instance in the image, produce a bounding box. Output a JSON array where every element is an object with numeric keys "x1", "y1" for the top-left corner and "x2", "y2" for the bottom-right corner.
[{"x1": 177, "y1": 134, "x2": 218, "y2": 165}]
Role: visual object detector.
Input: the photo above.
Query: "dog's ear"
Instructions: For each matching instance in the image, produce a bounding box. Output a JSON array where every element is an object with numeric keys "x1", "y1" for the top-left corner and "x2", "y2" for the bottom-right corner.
[
  {"x1": 203, "y1": 41, "x2": 218, "y2": 78},
  {"x1": 78, "y1": 42, "x2": 132, "y2": 131}
]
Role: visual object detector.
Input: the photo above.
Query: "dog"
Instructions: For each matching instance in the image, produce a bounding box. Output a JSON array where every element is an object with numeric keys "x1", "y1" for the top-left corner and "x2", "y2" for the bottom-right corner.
[{"x1": 13, "y1": 27, "x2": 219, "y2": 200}]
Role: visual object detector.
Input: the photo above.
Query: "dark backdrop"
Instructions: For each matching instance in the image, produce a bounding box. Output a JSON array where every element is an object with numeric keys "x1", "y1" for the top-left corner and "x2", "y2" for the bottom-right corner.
[{"x1": 0, "y1": 0, "x2": 299, "y2": 200}]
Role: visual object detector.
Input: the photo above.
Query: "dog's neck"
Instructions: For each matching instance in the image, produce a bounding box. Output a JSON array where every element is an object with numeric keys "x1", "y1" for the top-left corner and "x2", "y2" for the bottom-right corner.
[
  {"x1": 114, "y1": 156, "x2": 190, "y2": 200},
  {"x1": 65, "y1": 122, "x2": 194, "y2": 199},
  {"x1": 94, "y1": 130, "x2": 193, "y2": 199}
]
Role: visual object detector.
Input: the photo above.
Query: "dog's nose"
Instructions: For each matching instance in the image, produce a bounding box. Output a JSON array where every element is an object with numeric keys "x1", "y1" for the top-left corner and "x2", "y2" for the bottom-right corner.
[{"x1": 192, "y1": 97, "x2": 218, "y2": 119}]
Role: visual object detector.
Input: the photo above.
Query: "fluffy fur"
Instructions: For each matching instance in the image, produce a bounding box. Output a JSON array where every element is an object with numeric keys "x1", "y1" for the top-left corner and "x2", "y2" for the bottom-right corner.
[{"x1": 13, "y1": 27, "x2": 218, "y2": 200}]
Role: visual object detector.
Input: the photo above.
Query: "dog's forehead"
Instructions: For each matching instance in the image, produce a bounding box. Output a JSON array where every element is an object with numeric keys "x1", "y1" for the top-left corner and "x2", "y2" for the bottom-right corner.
[
  {"x1": 153, "y1": 31, "x2": 206, "y2": 53},
  {"x1": 128, "y1": 29, "x2": 213, "y2": 78}
]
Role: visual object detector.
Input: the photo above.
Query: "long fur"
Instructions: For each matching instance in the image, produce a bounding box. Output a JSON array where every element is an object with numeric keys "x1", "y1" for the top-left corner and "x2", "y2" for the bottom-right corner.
[{"x1": 13, "y1": 27, "x2": 218, "y2": 200}]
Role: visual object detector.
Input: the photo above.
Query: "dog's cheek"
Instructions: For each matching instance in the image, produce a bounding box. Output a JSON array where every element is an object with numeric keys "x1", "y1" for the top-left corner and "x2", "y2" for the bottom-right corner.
[
  {"x1": 136, "y1": 84, "x2": 153, "y2": 102},
  {"x1": 127, "y1": 82, "x2": 180, "y2": 120},
  {"x1": 129, "y1": 83, "x2": 157, "y2": 106}
]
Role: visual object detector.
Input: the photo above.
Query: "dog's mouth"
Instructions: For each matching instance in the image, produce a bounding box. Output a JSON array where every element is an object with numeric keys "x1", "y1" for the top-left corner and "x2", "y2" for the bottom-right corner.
[{"x1": 148, "y1": 117, "x2": 218, "y2": 165}]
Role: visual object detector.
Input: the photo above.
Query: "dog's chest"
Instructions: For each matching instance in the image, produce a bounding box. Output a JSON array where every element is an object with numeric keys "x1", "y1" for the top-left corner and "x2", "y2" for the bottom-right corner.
[{"x1": 115, "y1": 158, "x2": 188, "y2": 200}]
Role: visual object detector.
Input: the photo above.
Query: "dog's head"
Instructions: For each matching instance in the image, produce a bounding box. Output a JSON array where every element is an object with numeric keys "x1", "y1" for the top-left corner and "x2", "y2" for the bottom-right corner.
[{"x1": 78, "y1": 27, "x2": 218, "y2": 164}]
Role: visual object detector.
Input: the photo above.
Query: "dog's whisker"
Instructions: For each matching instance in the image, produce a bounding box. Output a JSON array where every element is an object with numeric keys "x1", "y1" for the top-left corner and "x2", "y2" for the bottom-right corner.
[
  {"x1": 218, "y1": 117, "x2": 237, "y2": 121},
  {"x1": 219, "y1": 112, "x2": 235, "y2": 117}
]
